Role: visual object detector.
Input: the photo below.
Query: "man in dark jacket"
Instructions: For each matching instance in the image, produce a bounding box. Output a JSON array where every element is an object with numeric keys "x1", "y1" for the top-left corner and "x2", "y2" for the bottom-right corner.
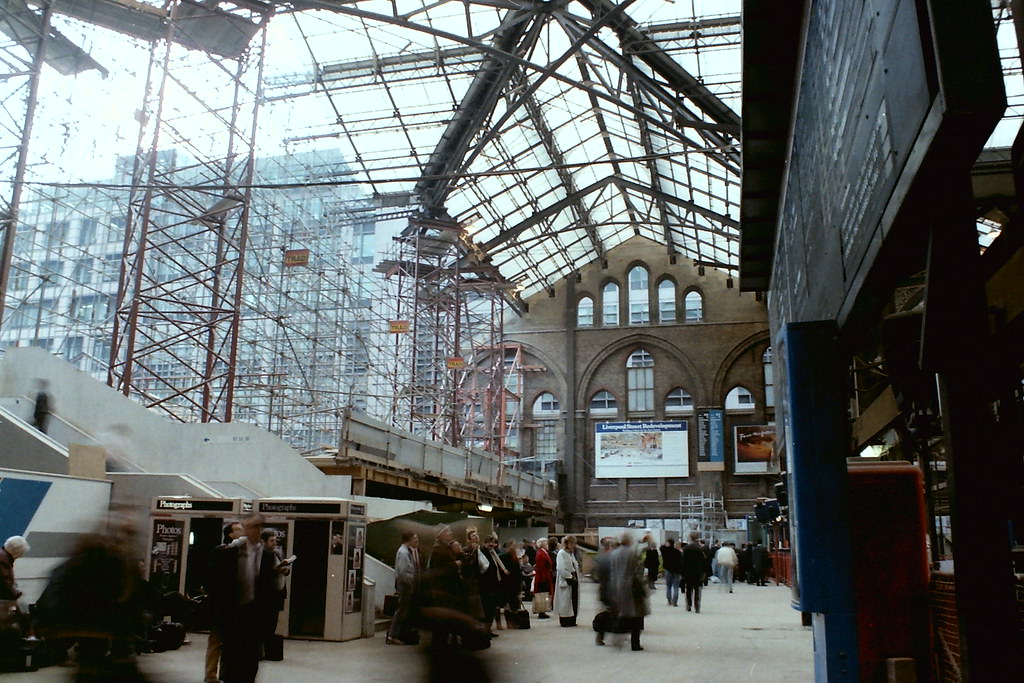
[
  {"x1": 208, "y1": 514, "x2": 280, "y2": 683},
  {"x1": 659, "y1": 538, "x2": 683, "y2": 607},
  {"x1": 751, "y1": 542, "x2": 771, "y2": 586},
  {"x1": 680, "y1": 532, "x2": 706, "y2": 613}
]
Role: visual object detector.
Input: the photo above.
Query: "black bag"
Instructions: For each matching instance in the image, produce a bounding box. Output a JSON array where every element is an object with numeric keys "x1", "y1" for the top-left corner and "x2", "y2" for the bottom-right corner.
[
  {"x1": 509, "y1": 609, "x2": 531, "y2": 630},
  {"x1": 0, "y1": 601, "x2": 22, "y2": 640},
  {"x1": 382, "y1": 593, "x2": 399, "y2": 618},
  {"x1": 456, "y1": 623, "x2": 491, "y2": 651},
  {"x1": 148, "y1": 621, "x2": 186, "y2": 652},
  {"x1": 592, "y1": 609, "x2": 613, "y2": 633},
  {"x1": 262, "y1": 634, "x2": 284, "y2": 661}
]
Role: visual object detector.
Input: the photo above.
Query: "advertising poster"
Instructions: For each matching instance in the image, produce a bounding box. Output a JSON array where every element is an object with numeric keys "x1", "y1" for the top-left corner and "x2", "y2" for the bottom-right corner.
[
  {"x1": 345, "y1": 522, "x2": 366, "y2": 613},
  {"x1": 149, "y1": 518, "x2": 184, "y2": 595},
  {"x1": 734, "y1": 424, "x2": 777, "y2": 474},
  {"x1": 594, "y1": 421, "x2": 688, "y2": 478}
]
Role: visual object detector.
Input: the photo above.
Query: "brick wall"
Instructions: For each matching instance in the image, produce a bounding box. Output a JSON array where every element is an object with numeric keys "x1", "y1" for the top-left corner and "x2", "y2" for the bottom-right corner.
[{"x1": 929, "y1": 573, "x2": 960, "y2": 682}]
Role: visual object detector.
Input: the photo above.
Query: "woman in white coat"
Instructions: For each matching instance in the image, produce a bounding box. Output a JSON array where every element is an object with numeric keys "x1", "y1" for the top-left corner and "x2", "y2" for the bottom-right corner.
[{"x1": 554, "y1": 535, "x2": 581, "y2": 627}]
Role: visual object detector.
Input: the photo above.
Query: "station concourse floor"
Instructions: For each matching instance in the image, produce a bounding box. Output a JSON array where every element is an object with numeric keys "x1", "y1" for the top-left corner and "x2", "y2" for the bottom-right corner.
[{"x1": 7, "y1": 578, "x2": 814, "y2": 682}]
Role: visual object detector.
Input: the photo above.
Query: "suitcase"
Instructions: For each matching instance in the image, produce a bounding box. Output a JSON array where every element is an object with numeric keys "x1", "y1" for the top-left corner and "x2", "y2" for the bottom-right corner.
[
  {"x1": 154, "y1": 621, "x2": 186, "y2": 651},
  {"x1": 262, "y1": 634, "x2": 284, "y2": 661},
  {"x1": 509, "y1": 609, "x2": 531, "y2": 630}
]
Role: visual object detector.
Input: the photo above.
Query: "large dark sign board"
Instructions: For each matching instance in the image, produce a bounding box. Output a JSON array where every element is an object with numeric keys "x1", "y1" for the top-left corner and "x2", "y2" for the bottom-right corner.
[{"x1": 767, "y1": 0, "x2": 1003, "y2": 332}]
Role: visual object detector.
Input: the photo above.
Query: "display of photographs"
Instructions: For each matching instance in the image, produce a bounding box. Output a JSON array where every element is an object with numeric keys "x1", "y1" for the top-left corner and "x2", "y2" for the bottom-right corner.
[{"x1": 330, "y1": 521, "x2": 345, "y2": 555}]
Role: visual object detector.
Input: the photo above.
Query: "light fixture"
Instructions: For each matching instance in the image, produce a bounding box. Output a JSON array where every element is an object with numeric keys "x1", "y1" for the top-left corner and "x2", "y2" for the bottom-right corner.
[{"x1": 477, "y1": 503, "x2": 493, "y2": 512}]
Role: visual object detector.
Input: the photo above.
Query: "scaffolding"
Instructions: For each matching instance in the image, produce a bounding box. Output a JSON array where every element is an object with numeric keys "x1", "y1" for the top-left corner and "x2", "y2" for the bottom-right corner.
[
  {"x1": 376, "y1": 215, "x2": 517, "y2": 461},
  {"x1": 678, "y1": 493, "x2": 727, "y2": 541},
  {"x1": 107, "y1": 1, "x2": 272, "y2": 422}
]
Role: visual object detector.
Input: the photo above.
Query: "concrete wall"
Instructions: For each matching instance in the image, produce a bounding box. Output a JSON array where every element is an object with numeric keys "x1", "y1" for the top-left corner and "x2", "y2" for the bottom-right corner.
[
  {"x1": 0, "y1": 467, "x2": 112, "y2": 604},
  {"x1": 0, "y1": 347, "x2": 351, "y2": 499}
]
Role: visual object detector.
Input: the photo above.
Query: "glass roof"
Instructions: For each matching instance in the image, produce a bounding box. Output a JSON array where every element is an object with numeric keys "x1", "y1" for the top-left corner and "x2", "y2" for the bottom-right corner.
[
  {"x1": 7, "y1": 0, "x2": 742, "y2": 300},
  {"x1": 260, "y1": 0, "x2": 743, "y2": 298}
]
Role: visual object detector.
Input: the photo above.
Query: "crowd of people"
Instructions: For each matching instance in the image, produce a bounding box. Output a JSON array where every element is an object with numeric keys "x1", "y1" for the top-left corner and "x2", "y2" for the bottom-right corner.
[{"x1": 391, "y1": 527, "x2": 777, "y2": 665}]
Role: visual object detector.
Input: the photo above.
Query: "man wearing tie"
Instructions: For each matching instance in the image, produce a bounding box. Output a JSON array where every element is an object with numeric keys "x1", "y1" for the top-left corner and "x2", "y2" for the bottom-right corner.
[
  {"x1": 386, "y1": 530, "x2": 421, "y2": 645},
  {"x1": 209, "y1": 513, "x2": 279, "y2": 683}
]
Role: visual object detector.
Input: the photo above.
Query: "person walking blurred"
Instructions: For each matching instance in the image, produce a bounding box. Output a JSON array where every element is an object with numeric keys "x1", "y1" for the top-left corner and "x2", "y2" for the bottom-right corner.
[
  {"x1": 608, "y1": 533, "x2": 649, "y2": 651},
  {"x1": 592, "y1": 537, "x2": 616, "y2": 646},
  {"x1": 204, "y1": 520, "x2": 241, "y2": 683},
  {"x1": 715, "y1": 542, "x2": 739, "y2": 593}
]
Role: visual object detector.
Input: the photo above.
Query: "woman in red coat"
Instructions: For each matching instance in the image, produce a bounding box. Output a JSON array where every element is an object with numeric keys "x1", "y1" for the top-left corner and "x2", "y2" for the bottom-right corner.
[{"x1": 531, "y1": 537, "x2": 554, "y2": 619}]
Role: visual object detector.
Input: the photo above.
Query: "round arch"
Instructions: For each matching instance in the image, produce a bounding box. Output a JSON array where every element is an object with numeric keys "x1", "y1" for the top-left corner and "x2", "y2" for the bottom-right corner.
[
  {"x1": 710, "y1": 330, "x2": 771, "y2": 404},
  {"x1": 574, "y1": 332, "x2": 706, "y2": 408}
]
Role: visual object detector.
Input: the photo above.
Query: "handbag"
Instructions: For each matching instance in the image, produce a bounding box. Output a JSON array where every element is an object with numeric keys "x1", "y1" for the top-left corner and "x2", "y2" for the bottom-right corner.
[
  {"x1": 531, "y1": 591, "x2": 550, "y2": 613},
  {"x1": 0, "y1": 600, "x2": 23, "y2": 637}
]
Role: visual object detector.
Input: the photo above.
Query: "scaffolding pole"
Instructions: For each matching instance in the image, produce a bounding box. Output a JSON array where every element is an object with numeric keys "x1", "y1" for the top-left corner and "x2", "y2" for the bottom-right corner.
[{"x1": 107, "y1": 1, "x2": 272, "y2": 422}]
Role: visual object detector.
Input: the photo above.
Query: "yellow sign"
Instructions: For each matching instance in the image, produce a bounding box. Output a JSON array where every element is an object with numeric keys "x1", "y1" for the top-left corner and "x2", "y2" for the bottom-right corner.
[
  {"x1": 389, "y1": 320, "x2": 410, "y2": 334},
  {"x1": 446, "y1": 357, "x2": 465, "y2": 369},
  {"x1": 284, "y1": 248, "x2": 310, "y2": 267}
]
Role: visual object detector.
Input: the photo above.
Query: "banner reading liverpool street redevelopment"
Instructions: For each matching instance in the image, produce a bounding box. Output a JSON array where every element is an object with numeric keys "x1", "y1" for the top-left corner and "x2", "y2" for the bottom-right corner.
[{"x1": 595, "y1": 421, "x2": 688, "y2": 478}]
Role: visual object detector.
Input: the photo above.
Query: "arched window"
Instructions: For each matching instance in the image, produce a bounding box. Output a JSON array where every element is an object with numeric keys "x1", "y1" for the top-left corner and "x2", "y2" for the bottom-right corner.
[
  {"x1": 628, "y1": 266, "x2": 650, "y2": 324},
  {"x1": 577, "y1": 296, "x2": 594, "y2": 327},
  {"x1": 685, "y1": 290, "x2": 704, "y2": 322},
  {"x1": 725, "y1": 385, "x2": 755, "y2": 411},
  {"x1": 602, "y1": 282, "x2": 619, "y2": 326},
  {"x1": 590, "y1": 390, "x2": 618, "y2": 414},
  {"x1": 626, "y1": 348, "x2": 655, "y2": 412},
  {"x1": 763, "y1": 347, "x2": 774, "y2": 408},
  {"x1": 533, "y1": 392, "x2": 560, "y2": 414},
  {"x1": 665, "y1": 387, "x2": 693, "y2": 413},
  {"x1": 530, "y1": 392, "x2": 560, "y2": 477},
  {"x1": 658, "y1": 280, "x2": 676, "y2": 322}
]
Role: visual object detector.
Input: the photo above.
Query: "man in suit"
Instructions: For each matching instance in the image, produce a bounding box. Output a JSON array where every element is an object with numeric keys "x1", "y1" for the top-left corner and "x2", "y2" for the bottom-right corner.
[
  {"x1": 209, "y1": 513, "x2": 279, "y2": 683},
  {"x1": 387, "y1": 530, "x2": 421, "y2": 645},
  {"x1": 206, "y1": 520, "x2": 242, "y2": 683}
]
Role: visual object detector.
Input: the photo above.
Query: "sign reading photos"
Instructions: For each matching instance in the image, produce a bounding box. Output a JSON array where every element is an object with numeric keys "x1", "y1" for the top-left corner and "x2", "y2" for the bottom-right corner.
[
  {"x1": 734, "y1": 424, "x2": 777, "y2": 475},
  {"x1": 595, "y1": 421, "x2": 688, "y2": 478}
]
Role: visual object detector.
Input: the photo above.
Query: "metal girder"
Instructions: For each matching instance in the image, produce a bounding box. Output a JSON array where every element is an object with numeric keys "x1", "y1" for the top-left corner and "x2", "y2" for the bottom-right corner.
[
  {"x1": 561, "y1": 7, "x2": 740, "y2": 173},
  {"x1": 515, "y1": 68, "x2": 605, "y2": 260},
  {"x1": 579, "y1": 0, "x2": 741, "y2": 133},
  {"x1": 413, "y1": 6, "x2": 543, "y2": 215},
  {"x1": 480, "y1": 174, "x2": 736, "y2": 255}
]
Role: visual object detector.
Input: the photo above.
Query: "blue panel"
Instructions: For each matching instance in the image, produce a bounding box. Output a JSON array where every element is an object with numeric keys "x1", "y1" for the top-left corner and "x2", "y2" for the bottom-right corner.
[
  {"x1": 782, "y1": 322, "x2": 855, "y2": 614},
  {"x1": 0, "y1": 477, "x2": 52, "y2": 540}
]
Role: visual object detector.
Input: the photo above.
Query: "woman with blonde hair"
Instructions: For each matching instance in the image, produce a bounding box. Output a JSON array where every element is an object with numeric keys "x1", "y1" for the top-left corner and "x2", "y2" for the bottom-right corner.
[{"x1": 554, "y1": 535, "x2": 580, "y2": 627}]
